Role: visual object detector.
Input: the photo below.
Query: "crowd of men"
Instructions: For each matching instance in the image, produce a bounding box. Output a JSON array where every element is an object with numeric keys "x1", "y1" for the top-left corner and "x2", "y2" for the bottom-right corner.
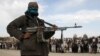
[
  {"x1": 49, "y1": 36, "x2": 100, "y2": 53},
  {"x1": 0, "y1": 35, "x2": 100, "y2": 54}
]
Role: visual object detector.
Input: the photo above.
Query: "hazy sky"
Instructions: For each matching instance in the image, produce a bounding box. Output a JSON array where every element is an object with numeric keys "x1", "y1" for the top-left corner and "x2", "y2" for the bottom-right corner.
[{"x1": 0, "y1": 0, "x2": 100, "y2": 38}]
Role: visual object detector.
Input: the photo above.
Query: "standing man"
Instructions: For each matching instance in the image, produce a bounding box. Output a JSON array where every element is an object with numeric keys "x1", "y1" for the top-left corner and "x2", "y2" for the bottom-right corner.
[{"x1": 7, "y1": 2, "x2": 55, "y2": 56}]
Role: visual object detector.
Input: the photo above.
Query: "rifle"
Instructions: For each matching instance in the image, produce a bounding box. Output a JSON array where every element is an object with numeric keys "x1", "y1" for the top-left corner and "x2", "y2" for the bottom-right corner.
[
  {"x1": 25, "y1": 25, "x2": 82, "y2": 32},
  {"x1": 22, "y1": 18, "x2": 82, "y2": 42},
  {"x1": 23, "y1": 25, "x2": 82, "y2": 42}
]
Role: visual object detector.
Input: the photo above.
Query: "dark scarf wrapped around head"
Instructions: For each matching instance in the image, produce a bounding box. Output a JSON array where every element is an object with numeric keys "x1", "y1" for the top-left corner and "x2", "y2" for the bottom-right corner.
[
  {"x1": 25, "y1": 2, "x2": 39, "y2": 16},
  {"x1": 25, "y1": 7, "x2": 38, "y2": 16}
]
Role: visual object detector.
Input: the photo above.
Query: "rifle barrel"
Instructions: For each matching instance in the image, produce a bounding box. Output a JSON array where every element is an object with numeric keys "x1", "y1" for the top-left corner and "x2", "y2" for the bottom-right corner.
[{"x1": 25, "y1": 26, "x2": 82, "y2": 32}]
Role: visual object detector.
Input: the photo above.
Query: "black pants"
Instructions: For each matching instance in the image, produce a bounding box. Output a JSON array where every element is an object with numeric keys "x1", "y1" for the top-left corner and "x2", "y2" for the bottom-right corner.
[
  {"x1": 21, "y1": 54, "x2": 48, "y2": 56},
  {"x1": 21, "y1": 55, "x2": 43, "y2": 56}
]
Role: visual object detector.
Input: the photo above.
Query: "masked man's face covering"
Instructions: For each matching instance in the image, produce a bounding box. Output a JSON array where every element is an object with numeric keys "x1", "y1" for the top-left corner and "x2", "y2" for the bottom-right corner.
[{"x1": 25, "y1": 2, "x2": 39, "y2": 16}]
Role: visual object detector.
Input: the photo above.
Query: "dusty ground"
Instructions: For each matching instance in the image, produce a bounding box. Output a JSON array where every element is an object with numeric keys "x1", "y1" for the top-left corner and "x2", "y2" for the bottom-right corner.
[
  {"x1": 0, "y1": 49, "x2": 100, "y2": 56},
  {"x1": 49, "y1": 52, "x2": 100, "y2": 56}
]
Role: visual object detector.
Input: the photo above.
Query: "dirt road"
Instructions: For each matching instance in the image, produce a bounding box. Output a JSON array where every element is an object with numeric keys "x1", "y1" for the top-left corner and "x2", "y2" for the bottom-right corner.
[{"x1": 0, "y1": 49, "x2": 100, "y2": 56}]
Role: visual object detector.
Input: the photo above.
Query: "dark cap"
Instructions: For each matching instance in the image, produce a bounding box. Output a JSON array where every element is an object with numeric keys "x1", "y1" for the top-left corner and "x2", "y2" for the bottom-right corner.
[{"x1": 28, "y1": 2, "x2": 38, "y2": 9}]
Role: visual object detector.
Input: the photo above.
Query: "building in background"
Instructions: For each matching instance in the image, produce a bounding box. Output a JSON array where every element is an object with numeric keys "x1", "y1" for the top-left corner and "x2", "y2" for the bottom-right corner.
[{"x1": 0, "y1": 37, "x2": 19, "y2": 49}]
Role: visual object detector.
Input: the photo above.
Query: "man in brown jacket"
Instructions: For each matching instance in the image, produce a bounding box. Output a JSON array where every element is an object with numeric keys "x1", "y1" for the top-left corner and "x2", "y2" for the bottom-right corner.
[{"x1": 7, "y1": 2, "x2": 55, "y2": 56}]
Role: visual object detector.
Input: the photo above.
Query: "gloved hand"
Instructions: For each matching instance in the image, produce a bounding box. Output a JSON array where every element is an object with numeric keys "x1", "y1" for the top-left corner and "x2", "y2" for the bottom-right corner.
[{"x1": 52, "y1": 25, "x2": 58, "y2": 31}]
